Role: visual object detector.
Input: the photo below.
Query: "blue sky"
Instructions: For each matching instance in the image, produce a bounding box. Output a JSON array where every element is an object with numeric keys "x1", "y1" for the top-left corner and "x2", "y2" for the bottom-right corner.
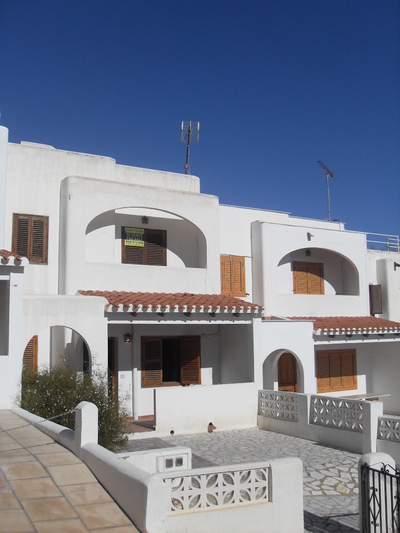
[{"x1": 1, "y1": 1, "x2": 399, "y2": 236}]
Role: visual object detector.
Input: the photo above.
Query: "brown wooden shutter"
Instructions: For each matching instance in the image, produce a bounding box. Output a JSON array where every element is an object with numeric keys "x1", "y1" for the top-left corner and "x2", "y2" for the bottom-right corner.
[
  {"x1": 369, "y1": 285, "x2": 383, "y2": 315},
  {"x1": 12, "y1": 214, "x2": 48, "y2": 263},
  {"x1": 180, "y1": 336, "x2": 201, "y2": 385},
  {"x1": 341, "y1": 351, "x2": 357, "y2": 390},
  {"x1": 14, "y1": 216, "x2": 29, "y2": 257},
  {"x1": 23, "y1": 336, "x2": 38, "y2": 372},
  {"x1": 316, "y1": 352, "x2": 330, "y2": 393},
  {"x1": 141, "y1": 338, "x2": 162, "y2": 387},
  {"x1": 293, "y1": 262, "x2": 324, "y2": 294},
  {"x1": 145, "y1": 230, "x2": 166, "y2": 266},
  {"x1": 329, "y1": 352, "x2": 342, "y2": 391},
  {"x1": 221, "y1": 256, "x2": 245, "y2": 296}
]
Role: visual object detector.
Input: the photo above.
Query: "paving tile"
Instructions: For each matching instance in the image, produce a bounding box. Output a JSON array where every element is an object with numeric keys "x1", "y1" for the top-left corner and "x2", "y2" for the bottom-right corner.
[
  {"x1": 0, "y1": 471, "x2": 8, "y2": 490},
  {"x1": 0, "y1": 509, "x2": 35, "y2": 532},
  {"x1": 47, "y1": 463, "x2": 97, "y2": 486},
  {"x1": 61, "y1": 482, "x2": 113, "y2": 506},
  {"x1": 0, "y1": 491, "x2": 20, "y2": 510},
  {"x1": 29, "y1": 443, "x2": 66, "y2": 455},
  {"x1": 11, "y1": 477, "x2": 62, "y2": 499},
  {"x1": 35, "y1": 518, "x2": 89, "y2": 533},
  {"x1": 92, "y1": 527, "x2": 140, "y2": 533},
  {"x1": 37, "y1": 451, "x2": 81, "y2": 467},
  {"x1": 75, "y1": 502, "x2": 132, "y2": 529},
  {"x1": 2, "y1": 460, "x2": 47, "y2": 480},
  {"x1": 22, "y1": 496, "x2": 77, "y2": 522},
  {"x1": 0, "y1": 449, "x2": 34, "y2": 465}
]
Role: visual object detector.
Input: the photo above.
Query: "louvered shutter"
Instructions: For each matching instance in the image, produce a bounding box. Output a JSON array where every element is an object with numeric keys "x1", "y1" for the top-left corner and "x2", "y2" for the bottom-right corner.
[
  {"x1": 141, "y1": 338, "x2": 162, "y2": 387},
  {"x1": 341, "y1": 351, "x2": 357, "y2": 390},
  {"x1": 12, "y1": 214, "x2": 48, "y2": 263},
  {"x1": 369, "y1": 285, "x2": 383, "y2": 315},
  {"x1": 221, "y1": 256, "x2": 246, "y2": 296},
  {"x1": 23, "y1": 336, "x2": 38, "y2": 372},
  {"x1": 329, "y1": 352, "x2": 342, "y2": 391},
  {"x1": 145, "y1": 230, "x2": 166, "y2": 266},
  {"x1": 293, "y1": 262, "x2": 324, "y2": 294},
  {"x1": 180, "y1": 336, "x2": 201, "y2": 385},
  {"x1": 316, "y1": 352, "x2": 330, "y2": 393},
  {"x1": 293, "y1": 262, "x2": 308, "y2": 294}
]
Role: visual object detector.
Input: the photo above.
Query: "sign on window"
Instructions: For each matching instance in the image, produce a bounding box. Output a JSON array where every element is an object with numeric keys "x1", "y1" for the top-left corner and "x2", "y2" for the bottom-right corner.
[{"x1": 125, "y1": 227, "x2": 144, "y2": 247}]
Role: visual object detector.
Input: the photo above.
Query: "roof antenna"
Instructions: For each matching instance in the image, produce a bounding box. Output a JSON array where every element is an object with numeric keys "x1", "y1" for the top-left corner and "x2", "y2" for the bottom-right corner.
[
  {"x1": 181, "y1": 121, "x2": 199, "y2": 174},
  {"x1": 317, "y1": 161, "x2": 334, "y2": 221}
]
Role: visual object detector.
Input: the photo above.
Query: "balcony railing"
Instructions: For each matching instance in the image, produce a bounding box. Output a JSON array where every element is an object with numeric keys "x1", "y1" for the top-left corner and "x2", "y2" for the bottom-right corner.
[{"x1": 366, "y1": 233, "x2": 399, "y2": 253}]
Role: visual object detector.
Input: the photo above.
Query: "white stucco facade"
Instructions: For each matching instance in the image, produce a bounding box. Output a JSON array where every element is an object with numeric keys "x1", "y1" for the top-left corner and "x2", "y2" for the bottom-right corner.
[{"x1": 0, "y1": 124, "x2": 399, "y2": 419}]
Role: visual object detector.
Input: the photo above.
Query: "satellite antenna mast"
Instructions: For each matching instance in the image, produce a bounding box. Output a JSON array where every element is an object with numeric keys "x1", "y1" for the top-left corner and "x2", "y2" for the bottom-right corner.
[
  {"x1": 317, "y1": 161, "x2": 334, "y2": 222},
  {"x1": 181, "y1": 121, "x2": 199, "y2": 174}
]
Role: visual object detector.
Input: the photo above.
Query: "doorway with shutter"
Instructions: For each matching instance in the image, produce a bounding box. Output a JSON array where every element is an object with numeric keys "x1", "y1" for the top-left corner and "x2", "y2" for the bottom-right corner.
[{"x1": 278, "y1": 352, "x2": 298, "y2": 392}]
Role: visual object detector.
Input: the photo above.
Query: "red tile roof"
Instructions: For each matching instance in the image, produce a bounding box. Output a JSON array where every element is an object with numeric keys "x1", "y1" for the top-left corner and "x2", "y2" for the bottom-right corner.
[
  {"x1": 78, "y1": 290, "x2": 261, "y2": 315},
  {"x1": 0, "y1": 249, "x2": 25, "y2": 263},
  {"x1": 290, "y1": 316, "x2": 400, "y2": 335}
]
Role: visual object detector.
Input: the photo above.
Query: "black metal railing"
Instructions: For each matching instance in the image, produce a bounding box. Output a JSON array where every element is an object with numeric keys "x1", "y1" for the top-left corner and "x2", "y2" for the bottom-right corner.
[{"x1": 361, "y1": 462, "x2": 400, "y2": 532}]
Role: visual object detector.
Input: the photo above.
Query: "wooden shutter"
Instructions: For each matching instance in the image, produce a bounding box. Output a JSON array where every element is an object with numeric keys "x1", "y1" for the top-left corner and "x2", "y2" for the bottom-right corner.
[
  {"x1": 141, "y1": 338, "x2": 162, "y2": 387},
  {"x1": 23, "y1": 336, "x2": 38, "y2": 372},
  {"x1": 293, "y1": 262, "x2": 324, "y2": 294},
  {"x1": 369, "y1": 285, "x2": 383, "y2": 315},
  {"x1": 180, "y1": 336, "x2": 201, "y2": 385},
  {"x1": 316, "y1": 350, "x2": 357, "y2": 393},
  {"x1": 12, "y1": 214, "x2": 48, "y2": 263},
  {"x1": 145, "y1": 230, "x2": 166, "y2": 266},
  {"x1": 221, "y1": 256, "x2": 246, "y2": 296}
]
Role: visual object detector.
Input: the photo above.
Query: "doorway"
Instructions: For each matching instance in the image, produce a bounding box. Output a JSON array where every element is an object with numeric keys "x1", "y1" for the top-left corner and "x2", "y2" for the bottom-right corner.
[{"x1": 278, "y1": 352, "x2": 297, "y2": 392}]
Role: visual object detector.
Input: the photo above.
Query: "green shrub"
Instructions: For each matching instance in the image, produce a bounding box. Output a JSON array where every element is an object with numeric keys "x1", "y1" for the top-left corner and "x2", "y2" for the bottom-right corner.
[{"x1": 20, "y1": 364, "x2": 127, "y2": 451}]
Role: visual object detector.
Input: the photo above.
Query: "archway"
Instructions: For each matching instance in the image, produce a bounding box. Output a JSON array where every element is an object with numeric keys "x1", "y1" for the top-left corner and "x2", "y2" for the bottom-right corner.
[{"x1": 278, "y1": 352, "x2": 297, "y2": 392}]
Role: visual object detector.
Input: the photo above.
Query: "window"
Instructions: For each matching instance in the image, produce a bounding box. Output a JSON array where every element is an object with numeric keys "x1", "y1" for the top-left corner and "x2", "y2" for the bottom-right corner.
[
  {"x1": 122, "y1": 227, "x2": 166, "y2": 266},
  {"x1": 293, "y1": 261, "x2": 324, "y2": 295},
  {"x1": 221, "y1": 255, "x2": 246, "y2": 297},
  {"x1": 12, "y1": 214, "x2": 48, "y2": 264},
  {"x1": 23, "y1": 336, "x2": 38, "y2": 373},
  {"x1": 316, "y1": 350, "x2": 357, "y2": 393},
  {"x1": 141, "y1": 336, "x2": 200, "y2": 387}
]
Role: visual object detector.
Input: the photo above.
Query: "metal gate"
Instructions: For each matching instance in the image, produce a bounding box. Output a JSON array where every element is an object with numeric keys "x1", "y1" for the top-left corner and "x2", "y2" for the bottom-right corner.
[{"x1": 361, "y1": 462, "x2": 400, "y2": 532}]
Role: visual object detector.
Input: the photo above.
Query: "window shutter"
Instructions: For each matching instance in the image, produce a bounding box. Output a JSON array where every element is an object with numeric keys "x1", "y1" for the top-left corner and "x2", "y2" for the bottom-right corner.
[
  {"x1": 369, "y1": 285, "x2": 383, "y2": 315},
  {"x1": 329, "y1": 352, "x2": 342, "y2": 391},
  {"x1": 341, "y1": 351, "x2": 357, "y2": 390},
  {"x1": 14, "y1": 217, "x2": 30, "y2": 257},
  {"x1": 145, "y1": 230, "x2": 166, "y2": 266},
  {"x1": 221, "y1": 256, "x2": 246, "y2": 296},
  {"x1": 31, "y1": 218, "x2": 48, "y2": 263},
  {"x1": 23, "y1": 336, "x2": 38, "y2": 372},
  {"x1": 316, "y1": 350, "x2": 357, "y2": 393},
  {"x1": 12, "y1": 214, "x2": 48, "y2": 263},
  {"x1": 316, "y1": 353, "x2": 330, "y2": 393},
  {"x1": 180, "y1": 336, "x2": 201, "y2": 385},
  {"x1": 141, "y1": 338, "x2": 162, "y2": 387},
  {"x1": 293, "y1": 262, "x2": 324, "y2": 294},
  {"x1": 293, "y1": 263, "x2": 308, "y2": 294}
]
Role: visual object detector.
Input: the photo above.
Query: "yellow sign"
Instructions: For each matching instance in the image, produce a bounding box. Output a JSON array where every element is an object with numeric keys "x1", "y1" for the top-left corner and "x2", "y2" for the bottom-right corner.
[{"x1": 125, "y1": 227, "x2": 144, "y2": 247}]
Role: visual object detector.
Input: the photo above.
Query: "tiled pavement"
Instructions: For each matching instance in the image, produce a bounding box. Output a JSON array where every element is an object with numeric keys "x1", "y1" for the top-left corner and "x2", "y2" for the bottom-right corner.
[
  {"x1": 0, "y1": 410, "x2": 139, "y2": 533},
  {"x1": 124, "y1": 428, "x2": 361, "y2": 533}
]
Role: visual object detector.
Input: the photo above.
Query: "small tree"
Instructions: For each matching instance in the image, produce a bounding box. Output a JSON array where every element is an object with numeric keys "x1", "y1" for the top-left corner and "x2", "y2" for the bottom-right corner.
[{"x1": 20, "y1": 364, "x2": 127, "y2": 451}]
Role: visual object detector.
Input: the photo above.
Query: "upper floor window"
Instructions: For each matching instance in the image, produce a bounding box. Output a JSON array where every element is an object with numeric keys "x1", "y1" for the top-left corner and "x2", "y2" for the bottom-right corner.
[
  {"x1": 122, "y1": 227, "x2": 166, "y2": 266},
  {"x1": 221, "y1": 255, "x2": 246, "y2": 297},
  {"x1": 12, "y1": 214, "x2": 48, "y2": 264},
  {"x1": 293, "y1": 261, "x2": 324, "y2": 295}
]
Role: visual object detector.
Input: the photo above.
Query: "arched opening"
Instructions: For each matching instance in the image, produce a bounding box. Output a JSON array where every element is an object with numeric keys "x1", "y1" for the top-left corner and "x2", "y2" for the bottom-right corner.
[{"x1": 278, "y1": 352, "x2": 297, "y2": 392}]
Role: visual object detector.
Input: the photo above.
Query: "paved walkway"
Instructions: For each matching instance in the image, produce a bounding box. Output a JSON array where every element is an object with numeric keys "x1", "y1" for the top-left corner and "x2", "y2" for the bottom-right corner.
[
  {"x1": 0, "y1": 410, "x2": 139, "y2": 533},
  {"x1": 125, "y1": 428, "x2": 360, "y2": 533}
]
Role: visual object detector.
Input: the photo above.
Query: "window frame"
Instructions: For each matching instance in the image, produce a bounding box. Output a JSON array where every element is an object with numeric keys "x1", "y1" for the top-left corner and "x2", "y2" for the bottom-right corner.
[
  {"x1": 121, "y1": 227, "x2": 166, "y2": 266},
  {"x1": 141, "y1": 336, "x2": 201, "y2": 388},
  {"x1": 12, "y1": 213, "x2": 49, "y2": 264}
]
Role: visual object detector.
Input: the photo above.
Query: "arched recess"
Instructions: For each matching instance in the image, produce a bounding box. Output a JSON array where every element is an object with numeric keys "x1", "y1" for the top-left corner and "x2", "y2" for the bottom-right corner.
[
  {"x1": 278, "y1": 248, "x2": 360, "y2": 296},
  {"x1": 22, "y1": 326, "x2": 91, "y2": 376},
  {"x1": 262, "y1": 349, "x2": 304, "y2": 393},
  {"x1": 85, "y1": 206, "x2": 207, "y2": 268}
]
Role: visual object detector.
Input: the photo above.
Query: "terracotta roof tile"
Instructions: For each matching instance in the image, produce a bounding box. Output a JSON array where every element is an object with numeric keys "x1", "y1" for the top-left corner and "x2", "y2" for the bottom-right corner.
[
  {"x1": 0, "y1": 249, "x2": 25, "y2": 263},
  {"x1": 78, "y1": 290, "x2": 261, "y2": 315},
  {"x1": 289, "y1": 316, "x2": 400, "y2": 335}
]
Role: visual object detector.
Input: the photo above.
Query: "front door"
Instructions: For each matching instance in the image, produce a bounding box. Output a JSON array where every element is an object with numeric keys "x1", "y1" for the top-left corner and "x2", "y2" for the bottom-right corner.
[{"x1": 278, "y1": 352, "x2": 297, "y2": 392}]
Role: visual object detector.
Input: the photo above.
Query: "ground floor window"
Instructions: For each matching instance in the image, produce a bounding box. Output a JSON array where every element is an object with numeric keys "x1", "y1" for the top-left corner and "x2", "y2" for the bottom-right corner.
[
  {"x1": 141, "y1": 336, "x2": 200, "y2": 387},
  {"x1": 316, "y1": 349, "x2": 357, "y2": 393}
]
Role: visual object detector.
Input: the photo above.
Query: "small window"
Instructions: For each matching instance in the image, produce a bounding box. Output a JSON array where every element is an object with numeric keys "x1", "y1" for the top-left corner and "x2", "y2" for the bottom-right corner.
[
  {"x1": 293, "y1": 261, "x2": 324, "y2": 295},
  {"x1": 316, "y1": 350, "x2": 357, "y2": 393},
  {"x1": 122, "y1": 227, "x2": 166, "y2": 266},
  {"x1": 141, "y1": 336, "x2": 201, "y2": 387},
  {"x1": 221, "y1": 255, "x2": 246, "y2": 297},
  {"x1": 369, "y1": 284, "x2": 383, "y2": 315},
  {"x1": 12, "y1": 214, "x2": 48, "y2": 264}
]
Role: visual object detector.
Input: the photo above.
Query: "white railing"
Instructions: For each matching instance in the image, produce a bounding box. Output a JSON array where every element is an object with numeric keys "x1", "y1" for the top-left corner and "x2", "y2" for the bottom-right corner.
[
  {"x1": 162, "y1": 463, "x2": 270, "y2": 514},
  {"x1": 366, "y1": 233, "x2": 399, "y2": 252},
  {"x1": 378, "y1": 416, "x2": 400, "y2": 442},
  {"x1": 310, "y1": 396, "x2": 363, "y2": 432},
  {"x1": 258, "y1": 390, "x2": 298, "y2": 422}
]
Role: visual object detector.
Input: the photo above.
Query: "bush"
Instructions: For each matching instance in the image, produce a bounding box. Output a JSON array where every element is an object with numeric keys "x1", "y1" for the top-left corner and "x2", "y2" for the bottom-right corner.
[{"x1": 20, "y1": 364, "x2": 128, "y2": 451}]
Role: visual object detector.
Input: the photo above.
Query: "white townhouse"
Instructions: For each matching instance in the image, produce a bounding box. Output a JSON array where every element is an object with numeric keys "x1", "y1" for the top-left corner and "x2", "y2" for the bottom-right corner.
[{"x1": 0, "y1": 125, "x2": 399, "y2": 429}]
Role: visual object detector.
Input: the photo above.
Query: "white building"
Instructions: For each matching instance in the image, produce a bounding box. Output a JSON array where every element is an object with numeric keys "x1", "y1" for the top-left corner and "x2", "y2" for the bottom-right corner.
[{"x1": 1, "y1": 125, "x2": 399, "y2": 426}]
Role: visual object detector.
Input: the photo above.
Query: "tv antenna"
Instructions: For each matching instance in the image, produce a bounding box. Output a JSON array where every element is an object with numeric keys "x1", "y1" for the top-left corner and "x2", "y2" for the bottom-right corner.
[
  {"x1": 317, "y1": 161, "x2": 334, "y2": 221},
  {"x1": 181, "y1": 121, "x2": 199, "y2": 174}
]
